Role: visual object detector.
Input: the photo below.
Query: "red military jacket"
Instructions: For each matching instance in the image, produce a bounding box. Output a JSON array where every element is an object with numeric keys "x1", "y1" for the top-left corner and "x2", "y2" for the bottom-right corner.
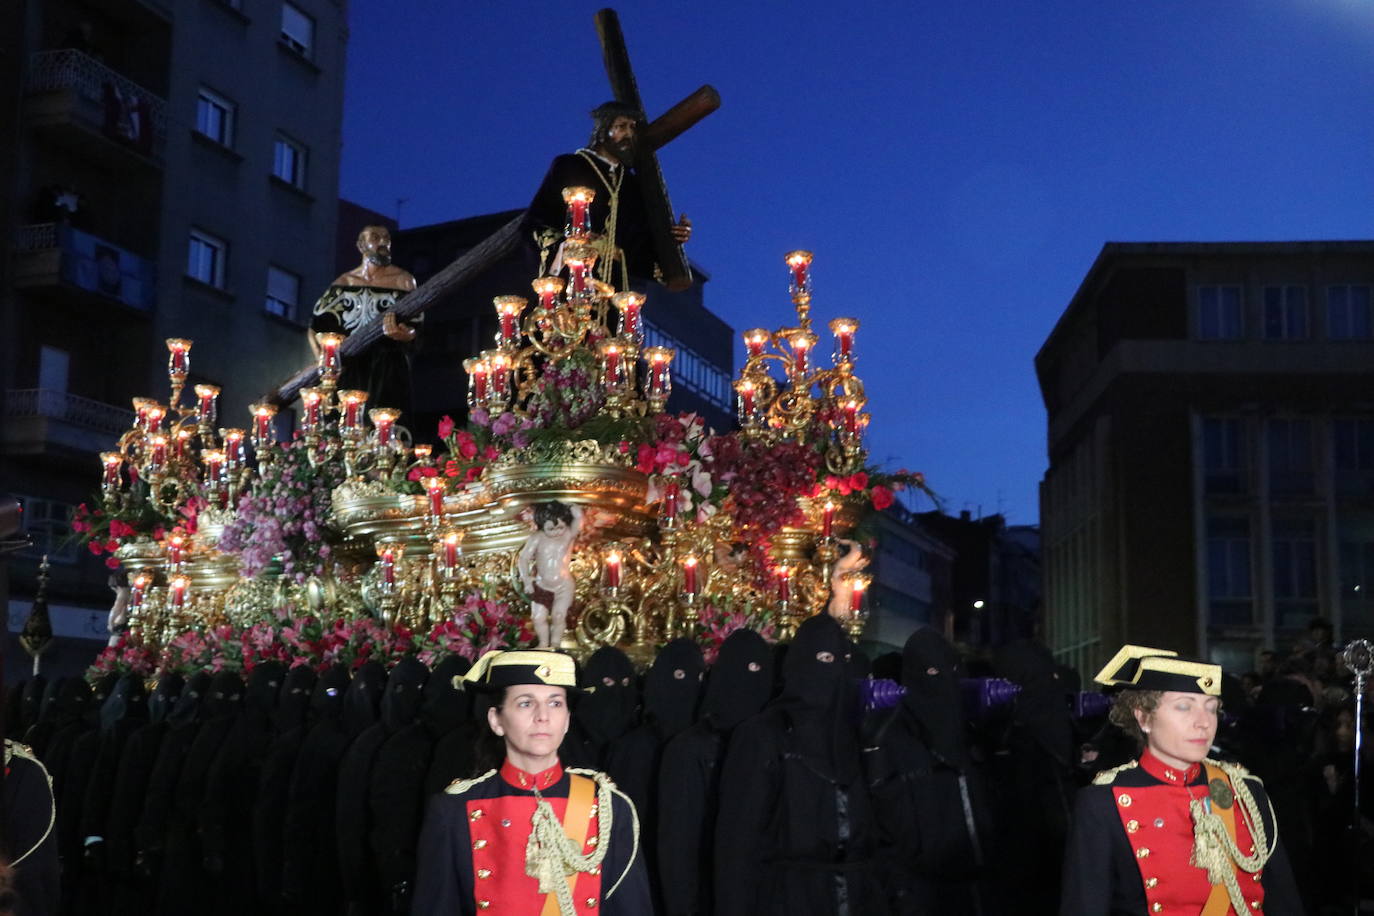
[
  {"x1": 1060, "y1": 749, "x2": 1304, "y2": 916},
  {"x1": 413, "y1": 758, "x2": 650, "y2": 916}
]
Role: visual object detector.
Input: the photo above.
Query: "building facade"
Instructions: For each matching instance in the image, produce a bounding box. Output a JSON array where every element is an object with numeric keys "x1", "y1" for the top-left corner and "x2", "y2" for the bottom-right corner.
[
  {"x1": 3, "y1": 0, "x2": 348, "y2": 680},
  {"x1": 1037, "y1": 242, "x2": 1374, "y2": 677}
]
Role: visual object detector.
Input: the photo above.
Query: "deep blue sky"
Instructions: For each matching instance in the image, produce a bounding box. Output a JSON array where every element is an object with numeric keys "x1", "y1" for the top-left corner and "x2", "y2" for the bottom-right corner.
[{"x1": 339, "y1": 1, "x2": 1374, "y2": 525}]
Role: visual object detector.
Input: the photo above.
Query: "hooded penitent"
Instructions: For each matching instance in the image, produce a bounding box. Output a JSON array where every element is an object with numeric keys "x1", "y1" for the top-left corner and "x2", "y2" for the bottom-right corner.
[
  {"x1": 561, "y1": 646, "x2": 639, "y2": 770},
  {"x1": 900, "y1": 626, "x2": 970, "y2": 770},
  {"x1": 699, "y1": 628, "x2": 773, "y2": 731}
]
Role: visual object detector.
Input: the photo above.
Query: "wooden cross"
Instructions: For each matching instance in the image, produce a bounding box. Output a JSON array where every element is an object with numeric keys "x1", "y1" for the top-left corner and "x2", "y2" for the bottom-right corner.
[{"x1": 272, "y1": 8, "x2": 718, "y2": 404}]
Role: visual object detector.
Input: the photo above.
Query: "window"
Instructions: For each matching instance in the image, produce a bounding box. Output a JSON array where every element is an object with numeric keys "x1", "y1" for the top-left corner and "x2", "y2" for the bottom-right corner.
[
  {"x1": 266, "y1": 265, "x2": 300, "y2": 321},
  {"x1": 187, "y1": 229, "x2": 228, "y2": 288},
  {"x1": 1267, "y1": 418, "x2": 1313, "y2": 496},
  {"x1": 1202, "y1": 417, "x2": 1246, "y2": 494},
  {"x1": 1262, "y1": 286, "x2": 1308, "y2": 340},
  {"x1": 1206, "y1": 517, "x2": 1252, "y2": 626},
  {"x1": 195, "y1": 87, "x2": 236, "y2": 147},
  {"x1": 16, "y1": 496, "x2": 78, "y2": 564},
  {"x1": 1272, "y1": 518, "x2": 1318, "y2": 629},
  {"x1": 1198, "y1": 285, "x2": 1243, "y2": 340},
  {"x1": 273, "y1": 135, "x2": 308, "y2": 189},
  {"x1": 642, "y1": 321, "x2": 733, "y2": 410},
  {"x1": 280, "y1": 2, "x2": 315, "y2": 57},
  {"x1": 1327, "y1": 285, "x2": 1372, "y2": 340}
]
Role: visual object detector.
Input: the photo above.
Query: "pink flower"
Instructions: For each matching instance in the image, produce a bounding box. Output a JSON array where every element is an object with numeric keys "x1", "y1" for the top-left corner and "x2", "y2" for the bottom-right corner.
[
  {"x1": 848, "y1": 472, "x2": 869, "y2": 491},
  {"x1": 438, "y1": 415, "x2": 455, "y2": 439},
  {"x1": 456, "y1": 432, "x2": 479, "y2": 460},
  {"x1": 105, "y1": 556, "x2": 121, "y2": 569},
  {"x1": 871, "y1": 485, "x2": 894, "y2": 511}
]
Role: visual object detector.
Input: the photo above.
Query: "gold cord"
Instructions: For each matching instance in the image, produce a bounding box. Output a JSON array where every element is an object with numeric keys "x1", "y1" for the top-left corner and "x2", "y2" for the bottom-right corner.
[
  {"x1": 524, "y1": 770, "x2": 615, "y2": 915},
  {"x1": 4, "y1": 741, "x2": 55, "y2": 867},
  {"x1": 1189, "y1": 760, "x2": 1276, "y2": 913}
]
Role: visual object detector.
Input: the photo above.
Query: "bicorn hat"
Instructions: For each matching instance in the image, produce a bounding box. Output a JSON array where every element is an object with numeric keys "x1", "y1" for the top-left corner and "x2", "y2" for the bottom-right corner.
[
  {"x1": 456, "y1": 649, "x2": 582, "y2": 694},
  {"x1": 1094, "y1": 644, "x2": 1221, "y2": 697}
]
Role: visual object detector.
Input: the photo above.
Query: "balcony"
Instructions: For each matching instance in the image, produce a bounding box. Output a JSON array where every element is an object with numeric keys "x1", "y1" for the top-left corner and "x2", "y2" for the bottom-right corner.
[
  {"x1": 2, "y1": 389, "x2": 134, "y2": 459},
  {"x1": 25, "y1": 49, "x2": 167, "y2": 167},
  {"x1": 13, "y1": 223, "x2": 156, "y2": 312}
]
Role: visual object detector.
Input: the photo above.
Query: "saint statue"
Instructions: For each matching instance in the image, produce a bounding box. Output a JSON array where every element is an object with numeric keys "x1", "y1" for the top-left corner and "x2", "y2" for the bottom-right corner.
[
  {"x1": 309, "y1": 225, "x2": 420, "y2": 414},
  {"x1": 516, "y1": 501, "x2": 584, "y2": 649}
]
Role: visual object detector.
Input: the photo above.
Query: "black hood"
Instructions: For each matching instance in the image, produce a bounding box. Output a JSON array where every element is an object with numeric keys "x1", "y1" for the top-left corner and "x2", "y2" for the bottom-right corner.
[
  {"x1": 99, "y1": 674, "x2": 149, "y2": 733},
  {"x1": 381, "y1": 656, "x2": 429, "y2": 733},
  {"x1": 576, "y1": 646, "x2": 639, "y2": 746},
  {"x1": 246, "y1": 662, "x2": 287, "y2": 718},
  {"x1": 343, "y1": 661, "x2": 386, "y2": 736},
  {"x1": 901, "y1": 627, "x2": 969, "y2": 769},
  {"x1": 275, "y1": 665, "x2": 317, "y2": 733},
  {"x1": 148, "y1": 674, "x2": 185, "y2": 724},
  {"x1": 643, "y1": 638, "x2": 705, "y2": 738},
  {"x1": 777, "y1": 614, "x2": 860, "y2": 782},
  {"x1": 700, "y1": 628, "x2": 772, "y2": 731},
  {"x1": 87, "y1": 672, "x2": 120, "y2": 725},
  {"x1": 202, "y1": 670, "x2": 246, "y2": 719},
  {"x1": 167, "y1": 671, "x2": 213, "y2": 729},
  {"x1": 421, "y1": 656, "x2": 470, "y2": 736},
  {"x1": 310, "y1": 663, "x2": 351, "y2": 723},
  {"x1": 20, "y1": 676, "x2": 47, "y2": 733},
  {"x1": 993, "y1": 640, "x2": 1074, "y2": 767}
]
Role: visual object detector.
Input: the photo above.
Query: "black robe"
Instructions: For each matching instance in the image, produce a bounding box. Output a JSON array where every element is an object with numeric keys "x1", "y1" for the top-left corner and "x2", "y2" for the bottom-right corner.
[
  {"x1": 714, "y1": 615, "x2": 885, "y2": 916},
  {"x1": 310, "y1": 285, "x2": 418, "y2": 415},
  {"x1": 657, "y1": 628, "x2": 773, "y2": 916},
  {"x1": 5, "y1": 740, "x2": 60, "y2": 916}
]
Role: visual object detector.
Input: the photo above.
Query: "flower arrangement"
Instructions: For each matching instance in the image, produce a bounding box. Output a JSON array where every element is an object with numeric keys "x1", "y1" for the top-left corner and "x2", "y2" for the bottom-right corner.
[
  {"x1": 71, "y1": 493, "x2": 177, "y2": 569},
  {"x1": 638, "y1": 413, "x2": 726, "y2": 523},
  {"x1": 819, "y1": 468, "x2": 936, "y2": 513},
  {"x1": 416, "y1": 593, "x2": 535, "y2": 666},
  {"x1": 218, "y1": 436, "x2": 344, "y2": 583},
  {"x1": 695, "y1": 602, "x2": 777, "y2": 665},
  {"x1": 86, "y1": 631, "x2": 158, "y2": 682}
]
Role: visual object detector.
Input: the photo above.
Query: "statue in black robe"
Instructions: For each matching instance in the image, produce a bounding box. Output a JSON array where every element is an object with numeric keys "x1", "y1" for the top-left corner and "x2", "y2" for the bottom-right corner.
[
  {"x1": 714, "y1": 614, "x2": 885, "y2": 915},
  {"x1": 658, "y1": 628, "x2": 773, "y2": 916}
]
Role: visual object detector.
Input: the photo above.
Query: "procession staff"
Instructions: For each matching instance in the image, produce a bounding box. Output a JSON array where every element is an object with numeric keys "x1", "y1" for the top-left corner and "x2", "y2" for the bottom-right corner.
[
  {"x1": 413, "y1": 649, "x2": 650, "y2": 915},
  {"x1": 1060, "y1": 645, "x2": 1304, "y2": 915}
]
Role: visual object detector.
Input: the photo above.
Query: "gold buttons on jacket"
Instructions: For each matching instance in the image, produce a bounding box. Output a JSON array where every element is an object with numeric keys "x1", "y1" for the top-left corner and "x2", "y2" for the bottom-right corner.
[
  {"x1": 585, "y1": 899, "x2": 598, "y2": 908},
  {"x1": 1126, "y1": 819, "x2": 1140, "y2": 833},
  {"x1": 477, "y1": 902, "x2": 490, "y2": 911},
  {"x1": 470, "y1": 809, "x2": 484, "y2": 821},
  {"x1": 1249, "y1": 903, "x2": 1261, "y2": 911},
  {"x1": 588, "y1": 804, "x2": 598, "y2": 816},
  {"x1": 477, "y1": 868, "x2": 491, "y2": 880},
  {"x1": 1152, "y1": 905, "x2": 1163, "y2": 913},
  {"x1": 1136, "y1": 848, "x2": 1150, "y2": 859},
  {"x1": 1145, "y1": 877, "x2": 1158, "y2": 888},
  {"x1": 1117, "y1": 793, "x2": 1133, "y2": 807},
  {"x1": 473, "y1": 839, "x2": 488, "y2": 850},
  {"x1": 587, "y1": 836, "x2": 598, "y2": 847}
]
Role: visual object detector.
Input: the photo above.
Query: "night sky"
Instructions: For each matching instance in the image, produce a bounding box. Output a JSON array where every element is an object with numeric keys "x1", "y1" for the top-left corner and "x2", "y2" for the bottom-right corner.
[{"x1": 339, "y1": 1, "x2": 1374, "y2": 525}]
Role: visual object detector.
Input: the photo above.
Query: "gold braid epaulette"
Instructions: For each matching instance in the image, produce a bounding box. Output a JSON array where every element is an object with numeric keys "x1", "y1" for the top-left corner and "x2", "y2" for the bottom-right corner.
[
  {"x1": 1092, "y1": 760, "x2": 1139, "y2": 785},
  {"x1": 1191, "y1": 757, "x2": 1274, "y2": 914},
  {"x1": 444, "y1": 769, "x2": 497, "y2": 795}
]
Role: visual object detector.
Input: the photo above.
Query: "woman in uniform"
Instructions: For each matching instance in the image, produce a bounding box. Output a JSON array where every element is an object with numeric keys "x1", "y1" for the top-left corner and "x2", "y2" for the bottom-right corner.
[
  {"x1": 413, "y1": 649, "x2": 650, "y2": 915},
  {"x1": 1060, "y1": 645, "x2": 1304, "y2": 915}
]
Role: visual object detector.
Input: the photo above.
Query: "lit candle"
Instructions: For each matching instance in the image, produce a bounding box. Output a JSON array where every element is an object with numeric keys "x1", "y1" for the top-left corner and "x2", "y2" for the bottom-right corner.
[
  {"x1": 166, "y1": 533, "x2": 186, "y2": 568},
  {"x1": 487, "y1": 353, "x2": 511, "y2": 402},
  {"x1": 101, "y1": 452, "x2": 123, "y2": 492},
  {"x1": 441, "y1": 530, "x2": 461, "y2": 571},
  {"x1": 601, "y1": 343, "x2": 623, "y2": 389},
  {"x1": 222, "y1": 429, "x2": 246, "y2": 469},
  {"x1": 203, "y1": 449, "x2": 225, "y2": 496},
  {"x1": 776, "y1": 565, "x2": 791, "y2": 603},
  {"x1": 494, "y1": 296, "x2": 526, "y2": 349},
  {"x1": 644, "y1": 347, "x2": 673, "y2": 398},
  {"x1": 613, "y1": 291, "x2": 645, "y2": 341},
  {"x1": 850, "y1": 576, "x2": 867, "y2": 615},
  {"x1": 784, "y1": 249, "x2": 813, "y2": 298},
  {"x1": 531, "y1": 276, "x2": 563, "y2": 312},
  {"x1": 130, "y1": 573, "x2": 150, "y2": 612},
  {"x1": 379, "y1": 546, "x2": 397, "y2": 587},
  {"x1": 252, "y1": 402, "x2": 277, "y2": 443},
  {"x1": 370, "y1": 408, "x2": 398, "y2": 448},
  {"x1": 736, "y1": 380, "x2": 757, "y2": 424},
  {"x1": 194, "y1": 384, "x2": 220, "y2": 428},
  {"x1": 144, "y1": 405, "x2": 166, "y2": 435},
  {"x1": 423, "y1": 475, "x2": 445, "y2": 518},
  {"x1": 682, "y1": 555, "x2": 699, "y2": 596},
  {"x1": 743, "y1": 328, "x2": 769, "y2": 359},
  {"x1": 168, "y1": 575, "x2": 189, "y2": 610},
  {"x1": 464, "y1": 358, "x2": 490, "y2": 407},
  {"x1": 829, "y1": 317, "x2": 858, "y2": 362},
  {"x1": 340, "y1": 391, "x2": 368, "y2": 432},
  {"x1": 174, "y1": 428, "x2": 193, "y2": 459},
  {"x1": 822, "y1": 500, "x2": 836, "y2": 538},
  {"x1": 413, "y1": 444, "x2": 432, "y2": 461},
  {"x1": 562, "y1": 186, "x2": 594, "y2": 238},
  {"x1": 166, "y1": 338, "x2": 191, "y2": 383},
  {"x1": 147, "y1": 435, "x2": 168, "y2": 474},
  {"x1": 134, "y1": 399, "x2": 152, "y2": 434},
  {"x1": 789, "y1": 331, "x2": 814, "y2": 378},
  {"x1": 565, "y1": 246, "x2": 595, "y2": 295},
  {"x1": 841, "y1": 400, "x2": 860, "y2": 436},
  {"x1": 316, "y1": 332, "x2": 344, "y2": 381},
  {"x1": 662, "y1": 480, "x2": 680, "y2": 523},
  {"x1": 301, "y1": 388, "x2": 323, "y2": 433},
  {"x1": 605, "y1": 550, "x2": 622, "y2": 589}
]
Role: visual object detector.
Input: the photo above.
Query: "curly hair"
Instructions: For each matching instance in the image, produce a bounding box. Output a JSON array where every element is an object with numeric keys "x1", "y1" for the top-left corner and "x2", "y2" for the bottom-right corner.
[{"x1": 1108, "y1": 689, "x2": 1163, "y2": 749}]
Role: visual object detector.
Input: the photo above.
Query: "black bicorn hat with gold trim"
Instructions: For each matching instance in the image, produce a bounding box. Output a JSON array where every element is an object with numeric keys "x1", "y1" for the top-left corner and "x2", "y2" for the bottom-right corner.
[
  {"x1": 1093, "y1": 644, "x2": 1222, "y2": 697},
  {"x1": 457, "y1": 649, "x2": 583, "y2": 694}
]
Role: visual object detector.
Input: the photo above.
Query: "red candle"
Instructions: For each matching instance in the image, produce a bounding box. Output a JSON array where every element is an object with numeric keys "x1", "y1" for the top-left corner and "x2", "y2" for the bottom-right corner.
[
  {"x1": 223, "y1": 430, "x2": 246, "y2": 468},
  {"x1": 169, "y1": 576, "x2": 189, "y2": 609},
  {"x1": 532, "y1": 277, "x2": 562, "y2": 312},
  {"x1": 204, "y1": 449, "x2": 224, "y2": 490},
  {"x1": 737, "y1": 381, "x2": 756, "y2": 422},
  {"x1": 166, "y1": 534, "x2": 185, "y2": 567},
  {"x1": 785, "y1": 250, "x2": 813, "y2": 297},
  {"x1": 776, "y1": 566, "x2": 791, "y2": 603},
  {"x1": 603, "y1": 345, "x2": 622, "y2": 386},
  {"x1": 302, "y1": 389, "x2": 322, "y2": 432},
  {"x1": 830, "y1": 318, "x2": 857, "y2": 361},
  {"x1": 563, "y1": 187, "x2": 594, "y2": 238},
  {"x1": 605, "y1": 551, "x2": 622, "y2": 589},
  {"x1": 166, "y1": 338, "x2": 191, "y2": 381},
  {"x1": 494, "y1": 296, "x2": 525, "y2": 349},
  {"x1": 743, "y1": 329, "x2": 768, "y2": 358},
  {"x1": 425, "y1": 477, "x2": 445, "y2": 517},
  {"x1": 195, "y1": 385, "x2": 220, "y2": 427},
  {"x1": 822, "y1": 500, "x2": 835, "y2": 538},
  {"x1": 373, "y1": 412, "x2": 395, "y2": 448},
  {"x1": 488, "y1": 354, "x2": 511, "y2": 401},
  {"x1": 568, "y1": 257, "x2": 589, "y2": 295},
  {"x1": 645, "y1": 347, "x2": 671, "y2": 397},
  {"x1": 682, "y1": 555, "x2": 699, "y2": 596},
  {"x1": 341, "y1": 394, "x2": 366, "y2": 431},
  {"x1": 145, "y1": 405, "x2": 166, "y2": 434},
  {"x1": 662, "y1": 480, "x2": 680, "y2": 522},
  {"x1": 380, "y1": 548, "x2": 396, "y2": 586},
  {"x1": 471, "y1": 361, "x2": 490, "y2": 403},
  {"x1": 790, "y1": 334, "x2": 812, "y2": 378},
  {"x1": 441, "y1": 531, "x2": 461, "y2": 570},
  {"x1": 253, "y1": 407, "x2": 273, "y2": 442},
  {"x1": 841, "y1": 400, "x2": 860, "y2": 436},
  {"x1": 317, "y1": 333, "x2": 343, "y2": 379},
  {"x1": 101, "y1": 452, "x2": 122, "y2": 491},
  {"x1": 850, "y1": 577, "x2": 867, "y2": 614},
  {"x1": 148, "y1": 435, "x2": 167, "y2": 473},
  {"x1": 130, "y1": 574, "x2": 149, "y2": 611}
]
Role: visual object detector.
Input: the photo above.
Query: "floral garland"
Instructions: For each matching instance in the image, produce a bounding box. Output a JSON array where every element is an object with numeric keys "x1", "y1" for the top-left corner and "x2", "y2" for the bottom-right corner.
[
  {"x1": 415, "y1": 593, "x2": 535, "y2": 666},
  {"x1": 86, "y1": 631, "x2": 158, "y2": 681},
  {"x1": 217, "y1": 436, "x2": 344, "y2": 583},
  {"x1": 71, "y1": 488, "x2": 177, "y2": 569}
]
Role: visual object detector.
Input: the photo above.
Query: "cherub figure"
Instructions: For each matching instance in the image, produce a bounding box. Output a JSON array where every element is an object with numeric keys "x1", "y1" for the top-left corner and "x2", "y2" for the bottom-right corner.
[
  {"x1": 827, "y1": 538, "x2": 870, "y2": 617},
  {"x1": 517, "y1": 501, "x2": 584, "y2": 647}
]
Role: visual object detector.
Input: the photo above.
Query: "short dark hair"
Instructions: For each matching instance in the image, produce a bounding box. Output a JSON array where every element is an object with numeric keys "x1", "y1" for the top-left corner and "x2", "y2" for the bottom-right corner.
[
  {"x1": 533, "y1": 500, "x2": 573, "y2": 530},
  {"x1": 588, "y1": 100, "x2": 644, "y2": 149}
]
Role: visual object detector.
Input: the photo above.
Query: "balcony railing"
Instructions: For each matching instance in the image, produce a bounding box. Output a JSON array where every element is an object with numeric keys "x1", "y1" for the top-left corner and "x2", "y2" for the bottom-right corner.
[
  {"x1": 5, "y1": 389, "x2": 135, "y2": 437},
  {"x1": 13, "y1": 223, "x2": 156, "y2": 310},
  {"x1": 27, "y1": 49, "x2": 167, "y2": 156}
]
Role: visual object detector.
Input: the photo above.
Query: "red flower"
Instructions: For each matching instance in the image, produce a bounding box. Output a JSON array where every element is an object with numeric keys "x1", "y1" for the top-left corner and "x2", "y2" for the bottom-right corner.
[
  {"x1": 482, "y1": 445, "x2": 501, "y2": 461},
  {"x1": 871, "y1": 485, "x2": 894, "y2": 511},
  {"x1": 105, "y1": 556, "x2": 121, "y2": 569},
  {"x1": 407, "y1": 468, "x2": 422, "y2": 482},
  {"x1": 456, "y1": 432, "x2": 479, "y2": 460},
  {"x1": 848, "y1": 471, "x2": 869, "y2": 491},
  {"x1": 438, "y1": 415, "x2": 455, "y2": 439},
  {"x1": 635, "y1": 444, "x2": 656, "y2": 475},
  {"x1": 444, "y1": 460, "x2": 461, "y2": 478},
  {"x1": 88, "y1": 540, "x2": 104, "y2": 556},
  {"x1": 463, "y1": 466, "x2": 483, "y2": 483}
]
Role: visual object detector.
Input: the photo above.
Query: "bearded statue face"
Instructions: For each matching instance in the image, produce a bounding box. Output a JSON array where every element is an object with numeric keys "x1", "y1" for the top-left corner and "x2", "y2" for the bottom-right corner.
[{"x1": 357, "y1": 226, "x2": 392, "y2": 265}]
